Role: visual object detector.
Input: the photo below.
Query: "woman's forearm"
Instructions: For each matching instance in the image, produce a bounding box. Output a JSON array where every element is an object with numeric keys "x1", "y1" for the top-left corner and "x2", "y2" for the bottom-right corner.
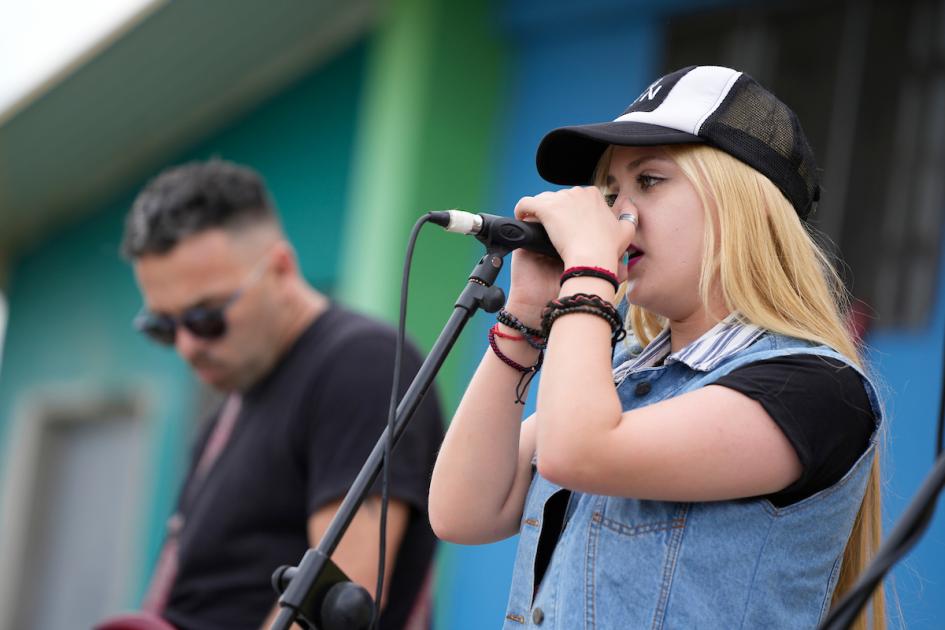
[
  {"x1": 428, "y1": 336, "x2": 540, "y2": 544},
  {"x1": 534, "y1": 276, "x2": 624, "y2": 483}
]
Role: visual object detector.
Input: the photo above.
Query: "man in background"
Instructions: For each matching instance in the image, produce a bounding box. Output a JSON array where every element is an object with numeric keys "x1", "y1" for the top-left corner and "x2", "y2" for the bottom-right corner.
[{"x1": 114, "y1": 159, "x2": 443, "y2": 630}]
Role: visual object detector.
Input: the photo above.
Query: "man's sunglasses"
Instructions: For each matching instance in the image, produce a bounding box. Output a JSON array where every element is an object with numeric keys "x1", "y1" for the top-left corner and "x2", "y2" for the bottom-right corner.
[
  {"x1": 134, "y1": 256, "x2": 269, "y2": 346},
  {"x1": 134, "y1": 291, "x2": 243, "y2": 346}
]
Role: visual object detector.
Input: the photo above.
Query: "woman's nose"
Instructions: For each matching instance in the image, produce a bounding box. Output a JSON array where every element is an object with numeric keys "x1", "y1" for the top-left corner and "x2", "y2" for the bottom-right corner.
[{"x1": 611, "y1": 193, "x2": 638, "y2": 214}]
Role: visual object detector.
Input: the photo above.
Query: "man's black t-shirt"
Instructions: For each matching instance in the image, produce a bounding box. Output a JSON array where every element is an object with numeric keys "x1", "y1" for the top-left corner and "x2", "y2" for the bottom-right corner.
[{"x1": 163, "y1": 304, "x2": 445, "y2": 630}]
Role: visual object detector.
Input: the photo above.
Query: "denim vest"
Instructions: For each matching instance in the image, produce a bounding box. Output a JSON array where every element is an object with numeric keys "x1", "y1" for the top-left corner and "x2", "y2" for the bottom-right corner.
[{"x1": 503, "y1": 333, "x2": 882, "y2": 629}]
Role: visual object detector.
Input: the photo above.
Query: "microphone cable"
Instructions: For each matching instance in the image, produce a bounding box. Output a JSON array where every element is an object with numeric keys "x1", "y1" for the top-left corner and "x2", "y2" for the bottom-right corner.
[{"x1": 373, "y1": 213, "x2": 433, "y2": 628}]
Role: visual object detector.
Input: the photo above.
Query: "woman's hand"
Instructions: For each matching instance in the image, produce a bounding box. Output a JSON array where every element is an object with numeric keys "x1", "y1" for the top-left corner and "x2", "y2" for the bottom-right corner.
[
  {"x1": 504, "y1": 248, "x2": 562, "y2": 327},
  {"x1": 515, "y1": 186, "x2": 636, "y2": 272},
  {"x1": 514, "y1": 187, "x2": 636, "y2": 272},
  {"x1": 504, "y1": 187, "x2": 636, "y2": 325}
]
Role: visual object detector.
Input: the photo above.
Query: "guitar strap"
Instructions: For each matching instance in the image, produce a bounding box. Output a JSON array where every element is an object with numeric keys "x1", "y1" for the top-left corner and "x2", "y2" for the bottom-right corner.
[{"x1": 141, "y1": 394, "x2": 242, "y2": 614}]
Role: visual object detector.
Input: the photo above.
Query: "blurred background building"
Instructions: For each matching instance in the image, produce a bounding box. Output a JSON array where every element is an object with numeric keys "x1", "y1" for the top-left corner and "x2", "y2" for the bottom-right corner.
[{"x1": 0, "y1": 0, "x2": 943, "y2": 628}]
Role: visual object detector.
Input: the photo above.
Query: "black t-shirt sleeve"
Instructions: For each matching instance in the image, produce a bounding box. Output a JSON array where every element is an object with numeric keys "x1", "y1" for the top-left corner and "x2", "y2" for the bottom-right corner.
[
  {"x1": 713, "y1": 354, "x2": 876, "y2": 507},
  {"x1": 302, "y1": 330, "x2": 444, "y2": 516}
]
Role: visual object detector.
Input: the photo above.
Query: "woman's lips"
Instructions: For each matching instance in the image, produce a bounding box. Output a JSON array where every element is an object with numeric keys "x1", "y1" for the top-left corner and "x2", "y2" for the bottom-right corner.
[{"x1": 627, "y1": 249, "x2": 644, "y2": 271}]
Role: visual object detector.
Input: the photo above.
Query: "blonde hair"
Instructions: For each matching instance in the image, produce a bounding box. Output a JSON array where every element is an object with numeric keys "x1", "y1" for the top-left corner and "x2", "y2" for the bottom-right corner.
[{"x1": 599, "y1": 144, "x2": 885, "y2": 629}]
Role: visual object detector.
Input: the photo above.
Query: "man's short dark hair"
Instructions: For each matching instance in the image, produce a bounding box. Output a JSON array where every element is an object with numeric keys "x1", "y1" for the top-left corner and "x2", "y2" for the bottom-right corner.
[{"x1": 121, "y1": 159, "x2": 277, "y2": 258}]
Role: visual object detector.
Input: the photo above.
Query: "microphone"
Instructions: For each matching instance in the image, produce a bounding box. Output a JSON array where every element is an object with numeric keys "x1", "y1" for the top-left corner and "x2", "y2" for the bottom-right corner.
[{"x1": 428, "y1": 210, "x2": 559, "y2": 259}]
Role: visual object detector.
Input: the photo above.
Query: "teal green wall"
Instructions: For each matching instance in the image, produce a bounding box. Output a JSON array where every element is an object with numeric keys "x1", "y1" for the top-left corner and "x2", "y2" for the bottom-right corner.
[
  {"x1": 0, "y1": 40, "x2": 367, "y2": 607},
  {"x1": 183, "y1": 45, "x2": 368, "y2": 293},
  {"x1": 341, "y1": 0, "x2": 502, "y2": 406},
  {"x1": 0, "y1": 188, "x2": 196, "y2": 609},
  {"x1": 335, "y1": 1, "x2": 504, "y2": 624},
  {"x1": 0, "y1": 0, "x2": 507, "y2": 619}
]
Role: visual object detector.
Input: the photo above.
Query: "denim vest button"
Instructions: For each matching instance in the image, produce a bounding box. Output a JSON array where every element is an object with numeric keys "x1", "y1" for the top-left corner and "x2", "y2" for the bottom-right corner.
[
  {"x1": 634, "y1": 381, "x2": 652, "y2": 396},
  {"x1": 532, "y1": 607, "x2": 544, "y2": 625}
]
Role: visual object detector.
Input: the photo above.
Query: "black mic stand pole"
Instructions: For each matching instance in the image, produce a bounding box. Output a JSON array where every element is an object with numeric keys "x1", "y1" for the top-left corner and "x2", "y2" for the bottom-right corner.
[{"x1": 269, "y1": 245, "x2": 510, "y2": 630}]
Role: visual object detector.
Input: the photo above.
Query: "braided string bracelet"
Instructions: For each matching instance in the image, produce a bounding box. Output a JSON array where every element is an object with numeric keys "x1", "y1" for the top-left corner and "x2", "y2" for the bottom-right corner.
[
  {"x1": 541, "y1": 293, "x2": 627, "y2": 347},
  {"x1": 492, "y1": 325, "x2": 525, "y2": 341},
  {"x1": 559, "y1": 266, "x2": 620, "y2": 292},
  {"x1": 487, "y1": 324, "x2": 543, "y2": 404}
]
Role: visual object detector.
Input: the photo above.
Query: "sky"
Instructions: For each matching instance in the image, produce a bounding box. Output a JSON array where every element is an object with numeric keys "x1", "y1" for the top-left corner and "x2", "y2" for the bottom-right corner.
[
  {"x1": 0, "y1": 0, "x2": 160, "y2": 118},
  {"x1": 0, "y1": 0, "x2": 160, "y2": 361}
]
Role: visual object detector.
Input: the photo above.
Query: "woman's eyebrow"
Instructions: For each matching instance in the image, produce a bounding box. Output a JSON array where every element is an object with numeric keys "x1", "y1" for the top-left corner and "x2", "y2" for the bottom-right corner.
[{"x1": 625, "y1": 155, "x2": 672, "y2": 171}]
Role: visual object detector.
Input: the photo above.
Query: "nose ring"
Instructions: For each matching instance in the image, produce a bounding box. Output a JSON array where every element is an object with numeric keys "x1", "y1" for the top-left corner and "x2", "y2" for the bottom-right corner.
[{"x1": 618, "y1": 213, "x2": 638, "y2": 226}]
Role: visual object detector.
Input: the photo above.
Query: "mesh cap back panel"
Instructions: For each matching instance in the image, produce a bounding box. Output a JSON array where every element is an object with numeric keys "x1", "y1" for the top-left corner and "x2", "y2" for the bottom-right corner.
[{"x1": 701, "y1": 76, "x2": 821, "y2": 219}]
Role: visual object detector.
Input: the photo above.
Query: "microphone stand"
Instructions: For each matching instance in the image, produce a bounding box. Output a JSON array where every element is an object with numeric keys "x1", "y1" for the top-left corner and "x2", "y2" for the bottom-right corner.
[{"x1": 269, "y1": 244, "x2": 510, "y2": 630}]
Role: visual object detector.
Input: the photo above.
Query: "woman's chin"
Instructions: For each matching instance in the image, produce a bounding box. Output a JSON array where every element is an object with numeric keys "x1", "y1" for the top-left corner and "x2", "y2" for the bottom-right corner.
[{"x1": 624, "y1": 282, "x2": 655, "y2": 311}]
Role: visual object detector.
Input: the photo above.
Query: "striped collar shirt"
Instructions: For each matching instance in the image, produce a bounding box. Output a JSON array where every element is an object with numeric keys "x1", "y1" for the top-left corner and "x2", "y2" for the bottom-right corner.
[{"x1": 613, "y1": 313, "x2": 765, "y2": 384}]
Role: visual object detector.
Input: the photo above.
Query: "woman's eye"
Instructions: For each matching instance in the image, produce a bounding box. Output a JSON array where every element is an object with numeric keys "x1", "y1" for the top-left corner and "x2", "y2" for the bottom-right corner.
[
  {"x1": 603, "y1": 193, "x2": 618, "y2": 207},
  {"x1": 637, "y1": 174, "x2": 663, "y2": 191}
]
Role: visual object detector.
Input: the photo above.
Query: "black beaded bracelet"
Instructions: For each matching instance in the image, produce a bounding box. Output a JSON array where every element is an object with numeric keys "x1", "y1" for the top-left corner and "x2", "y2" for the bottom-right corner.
[{"x1": 496, "y1": 308, "x2": 547, "y2": 350}]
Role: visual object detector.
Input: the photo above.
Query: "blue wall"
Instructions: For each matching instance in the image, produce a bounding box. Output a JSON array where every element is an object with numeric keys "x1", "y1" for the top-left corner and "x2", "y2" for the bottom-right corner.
[
  {"x1": 436, "y1": 3, "x2": 662, "y2": 627},
  {"x1": 443, "y1": 0, "x2": 945, "y2": 628},
  {"x1": 869, "y1": 277, "x2": 945, "y2": 627}
]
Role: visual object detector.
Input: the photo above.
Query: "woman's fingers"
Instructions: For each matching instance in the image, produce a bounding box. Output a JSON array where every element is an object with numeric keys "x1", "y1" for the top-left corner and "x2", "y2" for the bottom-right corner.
[
  {"x1": 513, "y1": 196, "x2": 536, "y2": 220},
  {"x1": 615, "y1": 214, "x2": 637, "y2": 257},
  {"x1": 514, "y1": 187, "x2": 634, "y2": 268},
  {"x1": 615, "y1": 208, "x2": 638, "y2": 253},
  {"x1": 515, "y1": 187, "x2": 606, "y2": 225}
]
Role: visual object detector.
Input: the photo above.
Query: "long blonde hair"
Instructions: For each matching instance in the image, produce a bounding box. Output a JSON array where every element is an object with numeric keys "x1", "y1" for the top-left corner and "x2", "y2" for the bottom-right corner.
[{"x1": 602, "y1": 144, "x2": 885, "y2": 629}]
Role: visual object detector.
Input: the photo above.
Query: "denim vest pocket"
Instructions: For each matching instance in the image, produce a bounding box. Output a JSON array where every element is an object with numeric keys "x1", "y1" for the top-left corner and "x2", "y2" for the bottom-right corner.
[{"x1": 587, "y1": 499, "x2": 689, "y2": 629}]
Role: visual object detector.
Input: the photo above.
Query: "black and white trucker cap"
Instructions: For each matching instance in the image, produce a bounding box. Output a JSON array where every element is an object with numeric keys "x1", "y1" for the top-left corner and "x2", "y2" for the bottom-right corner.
[{"x1": 536, "y1": 66, "x2": 821, "y2": 220}]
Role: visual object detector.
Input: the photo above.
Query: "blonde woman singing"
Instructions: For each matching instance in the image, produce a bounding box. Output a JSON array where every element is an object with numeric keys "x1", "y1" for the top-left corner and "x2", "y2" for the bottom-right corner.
[{"x1": 429, "y1": 66, "x2": 885, "y2": 630}]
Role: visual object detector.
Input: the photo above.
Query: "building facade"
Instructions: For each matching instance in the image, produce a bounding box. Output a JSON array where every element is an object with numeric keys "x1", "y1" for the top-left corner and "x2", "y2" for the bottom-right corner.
[{"x1": 0, "y1": 0, "x2": 942, "y2": 628}]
